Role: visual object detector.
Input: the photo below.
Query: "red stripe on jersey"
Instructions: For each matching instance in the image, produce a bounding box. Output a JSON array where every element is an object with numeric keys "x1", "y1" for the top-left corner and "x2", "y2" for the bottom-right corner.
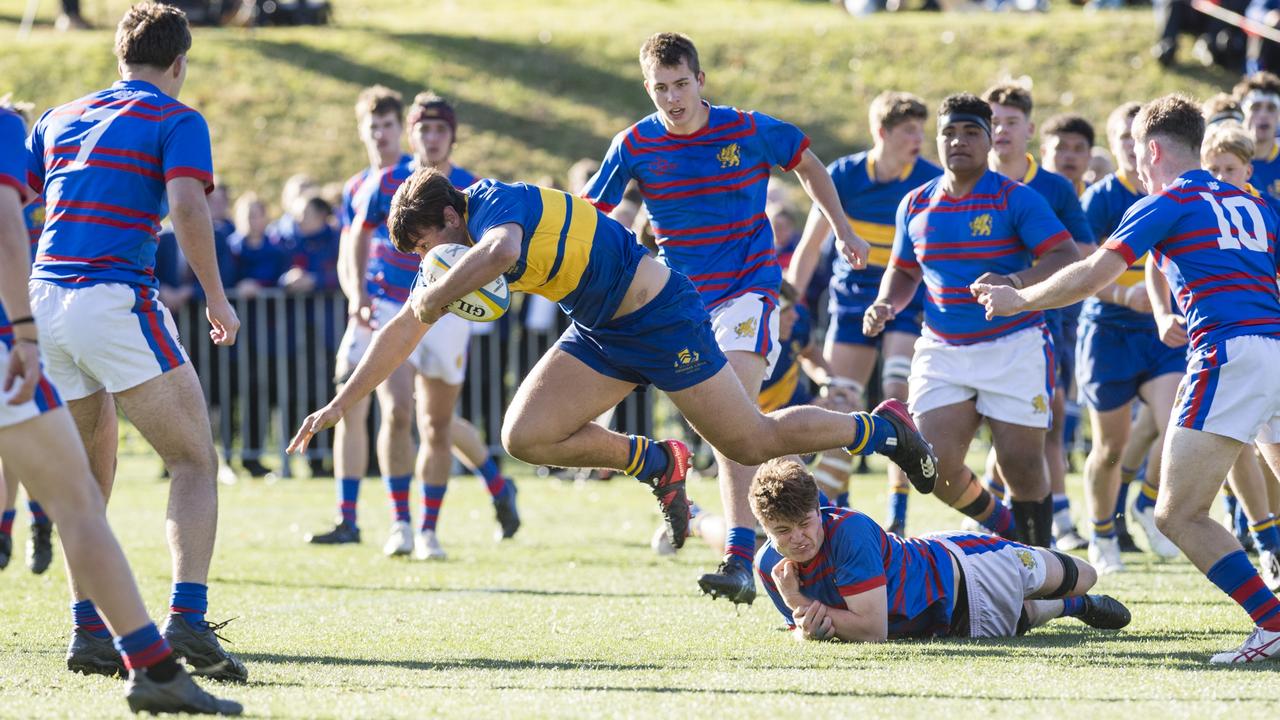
[
  {"x1": 837, "y1": 576, "x2": 887, "y2": 597},
  {"x1": 1100, "y1": 239, "x2": 1138, "y2": 265},
  {"x1": 49, "y1": 144, "x2": 159, "y2": 167},
  {"x1": 38, "y1": 252, "x2": 135, "y2": 267},
  {"x1": 653, "y1": 212, "x2": 768, "y2": 237},
  {"x1": 928, "y1": 314, "x2": 1043, "y2": 343},
  {"x1": 1031, "y1": 231, "x2": 1071, "y2": 256},
  {"x1": 687, "y1": 254, "x2": 777, "y2": 282},
  {"x1": 641, "y1": 168, "x2": 770, "y2": 201},
  {"x1": 47, "y1": 212, "x2": 156, "y2": 234},
  {"x1": 643, "y1": 162, "x2": 770, "y2": 191},
  {"x1": 0, "y1": 175, "x2": 33, "y2": 204},
  {"x1": 624, "y1": 110, "x2": 751, "y2": 146},
  {"x1": 705, "y1": 285, "x2": 780, "y2": 309},
  {"x1": 52, "y1": 199, "x2": 160, "y2": 222},
  {"x1": 919, "y1": 247, "x2": 1022, "y2": 262},
  {"x1": 48, "y1": 156, "x2": 163, "y2": 181},
  {"x1": 782, "y1": 137, "x2": 811, "y2": 172}
]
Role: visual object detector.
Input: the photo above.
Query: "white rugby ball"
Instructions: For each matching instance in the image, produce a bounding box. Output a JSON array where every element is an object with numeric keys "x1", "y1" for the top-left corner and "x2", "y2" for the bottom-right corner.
[{"x1": 420, "y1": 243, "x2": 511, "y2": 322}]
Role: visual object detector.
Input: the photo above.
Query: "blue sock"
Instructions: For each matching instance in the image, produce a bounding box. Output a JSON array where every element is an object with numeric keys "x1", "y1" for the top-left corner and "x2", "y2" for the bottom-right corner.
[
  {"x1": 114, "y1": 623, "x2": 173, "y2": 671},
  {"x1": 1251, "y1": 516, "x2": 1280, "y2": 553},
  {"x1": 1113, "y1": 480, "x2": 1132, "y2": 519},
  {"x1": 725, "y1": 527, "x2": 755, "y2": 567},
  {"x1": 1207, "y1": 550, "x2": 1280, "y2": 629},
  {"x1": 1223, "y1": 488, "x2": 1239, "y2": 526},
  {"x1": 337, "y1": 476, "x2": 359, "y2": 528},
  {"x1": 847, "y1": 413, "x2": 894, "y2": 455},
  {"x1": 1092, "y1": 517, "x2": 1117, "y2": 540},
  {"x1": 981, "y1": 502, "x2": 1016, "y2": 538},
  {"x1": 984, "y1": 475, "x2": 1007, "y2": 503},
  {"x1": 72, "y1": 599, "x2": 110, "y2": 639},
  {"x1": 1133, "y1": 479, "x2": 1158, "y2": 513},
  {"x1": 1060, "y1": 596, "x2": 1086, "y2": 617},
  {"x1": 889, "y1": 487, "x2": 908, "y2": 527},
  {"x1": 836, "y1": 491, "x2": 851, "y2": 508},
  {"x1": 169, "y1": 582, "x2": 208, "y2": 626},
  {"x1": 420, "y1": 484, "x2": 447, "y2": 532},
  {"x1": 385, "y1": 474, "x2": 411, "y2": 523},
  {"x1": 476, "y1": 458, "x2": 508, "y2": 498},
  {"x1": 28, "y1": 501, "x2": 47, "y2": 525},
  {"x1": 625, "y1": 436, "x2": 668, "y2": 483},
  {"x1": 0, "y1": 509, "x2": 14, "y2": 536},
  {"x1": 1052, "y1": 493, "x2": 1070, "y2": 515},
  {"x1": 1063, "y1": 401, "x2": 1080, "y2": 449}
]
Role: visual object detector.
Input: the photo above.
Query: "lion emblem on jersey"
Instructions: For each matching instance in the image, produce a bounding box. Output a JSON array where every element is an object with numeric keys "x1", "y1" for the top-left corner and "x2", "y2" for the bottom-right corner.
[
  {"x1": 1031, "y1": 394, "x2": 1048, "y2": 414},
  {"x1": 969, "y1": 213, "x2": 993, "y2": 237},
  {"x1": 1016, "y1": 549, "x2": 1037, "y2": 569},
  {"x1": 718, "y1": 143, "x2": 741, "y2": 169},
  {"x1": 734, "y1": 317, "x2": 757, "y2": 339}
]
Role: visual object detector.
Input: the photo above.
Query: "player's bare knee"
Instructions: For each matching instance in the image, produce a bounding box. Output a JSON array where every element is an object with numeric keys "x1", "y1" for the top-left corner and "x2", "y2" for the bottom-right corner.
[{"x1": 1075, "y1": 557, "x2": 1098, "y2": 593}]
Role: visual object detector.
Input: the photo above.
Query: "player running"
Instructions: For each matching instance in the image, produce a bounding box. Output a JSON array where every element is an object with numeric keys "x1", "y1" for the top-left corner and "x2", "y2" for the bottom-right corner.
[
  {"x1": 2, "y1": 91, "x2": 240, "y2": 717},
  {"x1": 785, "y1": 91, "x2": 942, "y2": 536},
  {"x1": 288, "y1": 171, "x2": 940, "y2": 578},
  {"x1": 24, "y1": 3, "x2": 246, "y2": 681},
  {"x1": 974, "y1": 94, "x2": 1280, "y2": 663},
  {"x1": 864, "y1": 94, "x2": 1080, "y2": 548},
  {"x1": 751, "y1": 458, "x2": 1129, "y2": 642}
]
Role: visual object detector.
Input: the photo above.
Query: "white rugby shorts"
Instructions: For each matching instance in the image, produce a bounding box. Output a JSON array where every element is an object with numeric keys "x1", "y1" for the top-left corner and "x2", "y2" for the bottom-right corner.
[
  {"x1": 0, "y1": 342, "x2": 63, "y2": 429},
  {"x1": 908, "y1": 326, "x2": 1054, "y2": 429},
  {"x1": 336, "y1": 298, "x2": 471, "y2": 385},
  {"x1": 708, "y1": 291, "x2": 781, "y2": 376},
  {"x1": 929, "y1": 531, "x2": 1048, "y2": 639}
]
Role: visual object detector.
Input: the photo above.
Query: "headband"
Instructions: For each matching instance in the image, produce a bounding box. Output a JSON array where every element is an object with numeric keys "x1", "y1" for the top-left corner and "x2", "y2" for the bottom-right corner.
[
  {"x1": 1243, "y1": 91, "x2": 1280, "y2": 111},
  {"x1": 939, "y1": 112, "x2": 991, "y2": 137},
  {"x1": 407, "y1": 101, "x2": 457, "y2": 135},
  {"x1": 1208, "y1": 109, "x2": 1246, "y2": 126}
]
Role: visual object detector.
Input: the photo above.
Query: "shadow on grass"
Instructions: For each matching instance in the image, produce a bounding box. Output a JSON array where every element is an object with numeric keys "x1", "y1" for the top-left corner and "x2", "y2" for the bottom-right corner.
[
  {"x1": 239, "y1": 652, "x2": 663, "y2": 673},
  {"x1": 213, "y1": 576, "x2": 682, "y2": 598}
]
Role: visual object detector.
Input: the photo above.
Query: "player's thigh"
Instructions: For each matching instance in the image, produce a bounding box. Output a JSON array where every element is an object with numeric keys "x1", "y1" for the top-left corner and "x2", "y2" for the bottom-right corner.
[
  {"x1": 1137, "y1": 371, "x2": 1181, "y2": 432},
  {"x1": 1156, "y1": 426, "x2": 1243, "y2": 523},
  {"x1": 988, "y1": 418, "x2": 1046, "y2": 470},
  {"x1": 723, "y1": 349, "x2": 768, "y2": 402},
  {"x1": 916, "y1": 400, "x2": 983, "y2": 472},
  {"x1": 823, "y1": 340, "x2": 879, "y2": 387},
  {"x1": 114, "y1": 364, "x2": 216, "y2": 468},
  {"x1": 503, "y1": 347, "x2": 637, "y2": 446},
  {"x1": 666, "y1": 363, "x2": 770, "y2": 456},
  {"x1": 0, "y1": 408, "x2": 99, "y2": 517}
]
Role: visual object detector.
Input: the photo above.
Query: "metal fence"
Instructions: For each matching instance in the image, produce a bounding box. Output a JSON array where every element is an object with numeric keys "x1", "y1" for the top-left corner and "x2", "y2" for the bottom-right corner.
[{"x1": 170, "y1": 290, "x2": 659, "y2": 477}]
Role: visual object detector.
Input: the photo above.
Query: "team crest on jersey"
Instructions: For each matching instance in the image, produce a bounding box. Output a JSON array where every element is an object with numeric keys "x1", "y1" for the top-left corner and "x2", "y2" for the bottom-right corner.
[
  {"x1": 717, "y1": 143, "x2": 741, "y2": 169},
  {"x1": 674, "y1": 348, "x2": 704, "y2": 372},
  {"x1": 969, "y1": 214, "x2": 993, "y2": 237},
  {"x1": 1031, "y1": 394, "x2": 1048, "y2": 414},
  {"x1": 1016, "y1": 549, "x2": 1037, "y2": 569},
  {"x1": 734, "y1": 317, "x2": 758, "y2": 339}
]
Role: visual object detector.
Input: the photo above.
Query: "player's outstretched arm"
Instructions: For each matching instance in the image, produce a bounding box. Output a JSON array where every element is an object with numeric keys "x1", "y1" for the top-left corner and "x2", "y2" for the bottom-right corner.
[
  {"x1": 288, "y1": 304, "x2": 429, "y2": 454},
  {"x1": 0, "y1": 185, "x2": 39, "y2": 405},
  {"x1": 863, "y1": 264, "x2": 921, "y2": 338},
  {"x1": 1145, "y1": 253, "x2": 1187, "y2": 347},
  {"x1": 791, "y1": 150, "x2": 868, "y2": 270},
  {"x1": 971, "y1": 249, "x2": 1129, "y2": 319},
  {"x1": 412, "y1": 223, "x2": 521, "y2": 325},
  {"x1": 168, "y1": 177, "x2": 239, "y2": 346}
]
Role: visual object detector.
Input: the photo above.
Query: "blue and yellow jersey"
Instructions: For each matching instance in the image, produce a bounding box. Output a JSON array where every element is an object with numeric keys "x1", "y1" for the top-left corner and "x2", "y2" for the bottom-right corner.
[
  {"x1": 464, "y1": 179, "x2": 646, "y2": 329},
  {"x1": 1017, "y1": 155, "x2": 1095, "y2": 246},
  {"x1": 829, "y1": 150, "x2": 942, "y2": 286},
  {"x1": 1081, "y1": 172, "x2": 1151, "y2": 330},
  {"x1": 757, "y1": 305, "x2": 812, "y2": 412},
  {"x1": 1250, "y1": 142, "x2": 1280, "y2": 217}
]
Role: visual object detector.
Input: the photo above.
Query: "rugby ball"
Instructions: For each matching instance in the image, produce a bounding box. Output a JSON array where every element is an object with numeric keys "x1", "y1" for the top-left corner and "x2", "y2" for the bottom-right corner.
[{"x1": 419, "y1": 243, "x2": 511, "y2": 322}]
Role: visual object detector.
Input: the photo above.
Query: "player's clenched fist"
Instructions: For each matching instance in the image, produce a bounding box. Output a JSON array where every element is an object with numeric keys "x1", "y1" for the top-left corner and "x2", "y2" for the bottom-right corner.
[
  {"x1": 969, "y1": 282, "x2": 1027, "y2": 319},
  {"x1": 862, "y1": 300, "x2": 895, "y2": 338}
]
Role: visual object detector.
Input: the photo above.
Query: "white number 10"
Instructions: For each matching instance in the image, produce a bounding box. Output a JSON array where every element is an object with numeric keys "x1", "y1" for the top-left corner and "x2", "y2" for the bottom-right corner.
[{"x1": 1200, "y1": 192, "x2": 1269, "y2": 252}]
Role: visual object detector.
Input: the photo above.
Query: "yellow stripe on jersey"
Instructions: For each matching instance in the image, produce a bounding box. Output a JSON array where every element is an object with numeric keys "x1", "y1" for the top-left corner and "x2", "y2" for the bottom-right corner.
[
  {"x1": 1115, "y1": 251, "x2": 1148, "y2": 288},
  {"x1": 757, "y1": 364, "x2": 800, "y2": 413},
  {"x1": 850, "y1": 218, "x2": 896, "y2": 267},
  {"x1": 509, "y1": 187, "x2": 599, "y2": 302}
]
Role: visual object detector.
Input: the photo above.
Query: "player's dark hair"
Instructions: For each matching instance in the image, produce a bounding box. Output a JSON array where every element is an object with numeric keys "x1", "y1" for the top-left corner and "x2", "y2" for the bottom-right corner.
[
  {"x1": 388, "y1": 168, "x2": 467, "y2": 254},
  {"x1": 1202, "y1": 93, "x2": 1244, "y2": 126},
  {"x1": 982, "y1": 82, "x2": 1033, "y2": 117},
  {"x1": 1106, "y1": 102, "x2": 1142, "y2": 142},
  {"x1": 114, "y1": 2, "x2": 192, "y2": 70},
  {"x1": 303, "y1": 194, "x2": 333, "y2": 218},
  {"x1": 355, "y1": 85, "x2": 404, "y2": 123},
  {"x1": 937, "y1": 93, "x2": 992, "y2": 125},
  {"x1": 1134, "y1": 94, "x2": 1205, "y2": 156},
  {"x1": 869, "y1": 91, "x2": 928, "y2": 132},
  {"x1": 750, "y1": 459, "x2": 820, "y2": 525},
  {"x1": 1233, "y1": 72, "x2": 1280, "y2": 101},
  {"x1": 1041, "y1": 113, "x2": 1095, "y2": 147},
  {"x1": 639, "y1": 32, "x2": 701, "y2": 76}
]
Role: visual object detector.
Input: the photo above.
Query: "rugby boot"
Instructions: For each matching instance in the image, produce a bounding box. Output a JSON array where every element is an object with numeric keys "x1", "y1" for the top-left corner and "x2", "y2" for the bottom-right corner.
[
  {"x1": 867, "y1": 400, "x2": 937, "y2": 494},
  {"x1": 698, "y1": 557, "x2": 757, "y2": 606},
  {"x1": 161, "y1": 615, "x2": 248, "y2": 683},
  {"x1": 641, "y1": 440, "x2": 692, "y2": 550},
  {"x1": 28, "y1": 519, "x2": 52, "y2": 574},
  {"x1": 383, "y1": 521, "x2": 413, "y2": 556},
  {"x1": 125, "y1": 666, "x2": 243, "y2": 715},
  {"x1": 493, "y1": 480, "x2": 521, "y2": 540},
  {"x1": 306, "y1": 521, "x2": 360, "y2": 545},
  {"x1": 1088, "y1": 536, "x2": 1125, "y2": 575},
  {"x1": 1132, "y1": 504, "x2": 1180, "y2": 559},
  {"x1": 413, "y1": 530, "x2": 446, "y2": 561},
  {"x1": 1261, "y1": 550, "x2": 1280, "y2": 593},
  {"x1": 1077, "y1": 594, "x2": 1131, "y2": 630},
  {"x1": 66, "y1": 628, "x2": 126, "y2": 677},
  {"x1": 1210, "y1": 626, "x2": 1280, "y2": 664},
  {"x1": 1115, "y1": 514, "x2": 1141, "y2": 553}
]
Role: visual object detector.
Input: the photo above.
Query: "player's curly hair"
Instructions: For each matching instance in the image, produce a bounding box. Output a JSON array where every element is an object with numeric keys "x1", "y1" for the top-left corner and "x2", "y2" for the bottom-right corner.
[
  {"x1": 1041, "y1": 114, "x2": 1094, "y2": 147},
  {"x1": 982, "y1": 82, "x2": 1033, "y2": 117},
  {"x1": 355, "y1": 85, "x2": 403, "y2": 123},
  {"x1": 639, "y1": 32, "x2": 701, "y2": 76},
  {"x1": 1233, "y1": 72, "x2": 1280, "y2": 102},
  {"x1": 388, "y1": 168, "x2": 467, "y2": 254},
  {"x1": 937, "y1": 93, "x2": 992, "y2": 125},
  {"x1": 868, "y1": 91, "x2": 927, "y2": 133},
  {"x1": 1133, "y1": 94, "x2": 1204, "y2": 156},
  {"x1": 750, "y1": 459, "x2": 820, "y2": 525},
  {"x1": 114, "y1": 2, "x2": 191, "y2": 70}
]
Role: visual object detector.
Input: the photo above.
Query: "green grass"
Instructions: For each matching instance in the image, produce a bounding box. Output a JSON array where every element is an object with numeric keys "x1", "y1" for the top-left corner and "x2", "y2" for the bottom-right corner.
[
  {"x1": 0, "y1": 453, "x2": 1275, "y2": 718},
  {"x1": 0, "y1": 0, "x2": 1239, "y2": 207}
]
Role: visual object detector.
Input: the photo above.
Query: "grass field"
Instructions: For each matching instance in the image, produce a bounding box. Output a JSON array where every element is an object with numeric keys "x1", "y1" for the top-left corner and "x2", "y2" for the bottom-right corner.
[
  {"x1": 0, "y1": 453, "x2": 1275, "y2": 718},
  {"x1": 0, "y1": 0, "x2": 1240, "y2": 208}
]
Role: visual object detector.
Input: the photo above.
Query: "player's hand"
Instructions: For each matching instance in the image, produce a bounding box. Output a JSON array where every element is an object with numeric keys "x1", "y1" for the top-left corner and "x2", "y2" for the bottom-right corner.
[
  {"x1": 972, "y1": 271, "x2": 1016, "y2": 289},
  {"x1": 410, "y1": 286, "x2": 446, "y2": 325},
  {"x1": 206, "y1": 297, "x2": 240, "y2": 346},
  {"x1": 349, "y1": 292, "x2": 373, "y2": 328},
  {"x1": 836, "y1": 231, "x2": 870, "y2": 271},
  {"x1": 288, "y1": 403, "x2": 344, "y2": 455},
  {"x1": 1123, "y1": 283, "x2": 1152, "y2": 314},
  {"x1": 970, "y1": 282, "x2": 1027, "y2": 319},
  {"x1": 772, "y1": 559, "x2": 806, "y2": 607},
  {"x1": 1156, "y1": 313, "x2": 1188, "y2": 348},
  {"x1": 862, "y1": 300, "x2": 895, "y2": 338},
  {"x1": 3, "y1": 340, "x2": 41, "y2": 406},
  {"x1": 795, "y1": 600, "x2": 835, "y2": 641}
]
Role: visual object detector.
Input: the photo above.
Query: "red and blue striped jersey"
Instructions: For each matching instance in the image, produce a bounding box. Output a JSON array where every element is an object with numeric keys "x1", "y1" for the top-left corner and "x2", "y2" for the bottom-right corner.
[
  {"x1": 0, "y1": 107, "x2": 37, "y2": 342},
  {"x1": 463, "y1": 179, "x2": 646, "y2": 329},
  {"x1": 25, "y1": 80, "x2": 214, "y2": 289},
  {"x1": 1102, "y1": 170, "x2": 1280, "y2": 351},
  {"x1": 339, "y1": 154, "x2": 411, "y2": 233},
  {"x1": 757, "y1": 507, "x2": 956, "y2": 639},
  {"x1": 1081, "y1": 172, "x2": 1151, "y2": 330},
  {"x1": 891, "y1": 170, "x2": 1071, "y2": 345},
  {"x1": 581, "y1": 103, "x2": 808, "y2": 308},
  {"x1": 355, "y1": 159, "x2": 477, "y2": 304},
  {"x1": 829, "y1": 151, "x2": 942, "y2": 286}
]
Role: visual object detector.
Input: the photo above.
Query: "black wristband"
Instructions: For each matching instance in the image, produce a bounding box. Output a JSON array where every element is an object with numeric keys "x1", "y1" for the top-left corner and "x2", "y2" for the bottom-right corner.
[{"x1": 8, "y1": 316, "x2": 33, "y2": 326}]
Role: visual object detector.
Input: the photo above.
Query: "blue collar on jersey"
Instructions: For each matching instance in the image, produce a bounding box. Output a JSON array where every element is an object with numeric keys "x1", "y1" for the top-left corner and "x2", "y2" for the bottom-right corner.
[{"x1": 939, "y1": 112, "x2": 991, "y2": 138}]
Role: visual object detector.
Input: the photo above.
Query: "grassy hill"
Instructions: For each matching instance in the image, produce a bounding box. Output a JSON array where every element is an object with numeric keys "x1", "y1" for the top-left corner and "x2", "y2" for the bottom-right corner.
[{"x1": 0, "y1": 0, "x2": 1239, "y2": 204}]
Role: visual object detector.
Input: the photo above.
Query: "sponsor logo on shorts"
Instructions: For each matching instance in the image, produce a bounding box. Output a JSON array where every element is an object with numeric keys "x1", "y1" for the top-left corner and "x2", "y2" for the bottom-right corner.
[
  {"x1": 717, "y1": 143, "x2": 741, "y2": 169},
  {"x1": 969, "y1": 213, "x2": 993, "y2": 237},
  {"x1": 734, "y1": 317, "x2": 757, "y2": 339},
  {"x1": 674, "y1": 347, "x2": 705, "y2": 373},
  {"x1": 1016, "y1": 548, "x2": 1037, "y2": 569},
  {"x1": 1031, "y1": 394, "x2": 1048, "y2": 414}
]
